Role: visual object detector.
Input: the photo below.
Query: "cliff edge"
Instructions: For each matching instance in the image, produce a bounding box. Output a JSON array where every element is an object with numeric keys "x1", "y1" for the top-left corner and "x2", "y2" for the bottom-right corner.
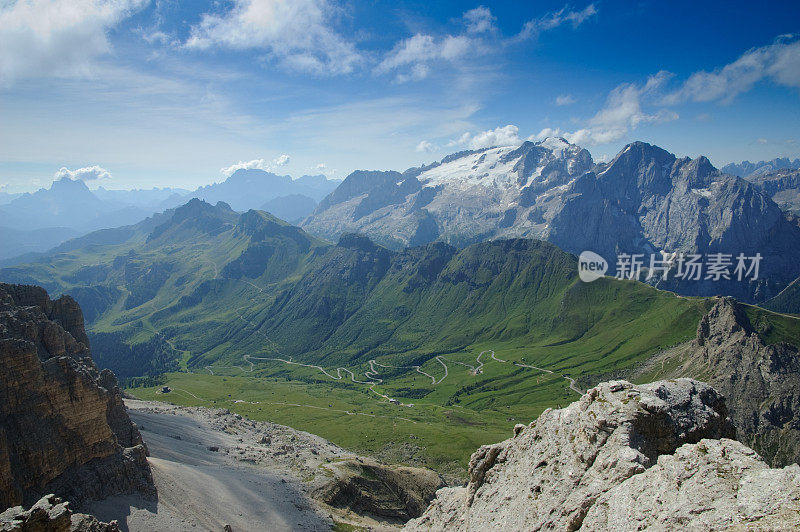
[
  {"x1": 406, "y1": 379, "x2": 800, "y2": 530},
  {"x1": 0, "y1": 283, "x2": 154, "y2": 511}
]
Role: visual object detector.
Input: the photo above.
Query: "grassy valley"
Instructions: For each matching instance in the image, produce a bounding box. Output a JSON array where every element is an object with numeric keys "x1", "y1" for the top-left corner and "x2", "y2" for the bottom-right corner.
[{"x1": 8, "y1": 198, "x2": 781, "y2": 477}]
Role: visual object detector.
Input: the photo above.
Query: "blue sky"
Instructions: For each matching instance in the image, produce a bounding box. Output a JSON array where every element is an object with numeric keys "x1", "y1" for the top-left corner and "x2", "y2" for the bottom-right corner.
[{"x1": 0, "y1": 0, "x2": 799, "y2": 192}]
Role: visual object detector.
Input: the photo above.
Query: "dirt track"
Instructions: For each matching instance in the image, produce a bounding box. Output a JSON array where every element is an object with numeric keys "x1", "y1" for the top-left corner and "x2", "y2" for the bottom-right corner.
[{"x1": 86, "y1": 401, "x2": 334, "y2": 531}]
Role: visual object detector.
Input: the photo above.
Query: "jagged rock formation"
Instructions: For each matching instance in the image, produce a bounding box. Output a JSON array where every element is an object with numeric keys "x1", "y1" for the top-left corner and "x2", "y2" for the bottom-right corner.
[
  {"x1": 581, "y1": 438, "x2": 800, "y2": 530},
  {"x1": 722, "y1": 156, "x2": 800, "y2": 178},
  {"x1": 314, "y1": 458, "x2": 446, "y2": 521},
  {"x1": 302, "y1": 138, "x2": 594, "y2": 249},
  {"x1": 303, "y1": 139, "x2": 800, "y2": 303},
  {"x1": 744, "y1": 168, "x2": 800, "y2": 215},
  {"x1": 406, "y1": 379, "x2": 800, "y2": 530},
  {"x1": 0, "y1": 283, "x2": 154, "y2": 511},
  {"x1": 0, "y1": 494, "x2": 120, "y2": 532},
  {"x1": 675, "y1": 297, "x2": 800, "y2": 467}
]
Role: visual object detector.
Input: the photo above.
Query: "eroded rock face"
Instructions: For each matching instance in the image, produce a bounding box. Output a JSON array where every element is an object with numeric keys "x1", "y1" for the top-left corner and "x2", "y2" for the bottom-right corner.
[
  {"x1": 0, "y1": 283, "x2": 153, "y2": 511},
  {"x1": 405, "y1": 379, "x2": 799, "y2": 531},
  {"x1": 582, "y1": 438, "x2": 800, "y2": 530},
  {"x1": 313, "y1": 458, "x2": 445, "y2": 521},
  {"x1": 0, "y1": 494, "x2": 120, "y2": 532},
  {"x1": 682, "y1": 297, "x2": 800, "y2": 467}
]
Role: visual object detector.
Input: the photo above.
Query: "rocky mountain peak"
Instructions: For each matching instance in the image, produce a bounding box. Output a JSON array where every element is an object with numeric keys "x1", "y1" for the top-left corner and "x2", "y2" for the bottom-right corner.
[
  {"x1": 337, "y1": 233, "x2": 383, "y2": 253},
  {"x1": 50, "y1": 177, "x2": 91, "y2": 193},
  {"x1": 303, "y1": 140, "x2": 800, "y2": 303},
  {"x1": 695, "y1": 296, "x2": 754, "y2": 346},
  {"x1": 407, "y1": 378, "x2": 800, "y2": 530},
  {"x1": 147, "y1": 198, "x2": 238, "y2": 241}
]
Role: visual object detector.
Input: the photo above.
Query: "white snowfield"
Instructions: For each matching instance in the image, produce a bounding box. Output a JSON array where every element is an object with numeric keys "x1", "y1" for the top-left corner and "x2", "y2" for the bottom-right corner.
[
  {"x1": 418, "y1": 146, "x2": 519, "y2": 190},
  {"x1": 417, "y1": 137, "x2": 585, "y2": 192}
]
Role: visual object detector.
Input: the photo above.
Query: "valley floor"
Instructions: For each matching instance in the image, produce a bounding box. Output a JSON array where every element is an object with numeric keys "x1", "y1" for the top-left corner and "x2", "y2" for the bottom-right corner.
[{"x1": 87, "y1": 400, "x2": 390, "y2": 531}]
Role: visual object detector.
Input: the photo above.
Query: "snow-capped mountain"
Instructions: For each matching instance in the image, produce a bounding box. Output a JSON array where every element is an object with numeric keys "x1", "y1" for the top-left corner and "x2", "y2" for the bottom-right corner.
[
  {"x1": 302, "y1": 138, "x2": 800, "y2": 303},
  {"x1": 302, "y1": 137, "x2": 593, "y2": 247}
]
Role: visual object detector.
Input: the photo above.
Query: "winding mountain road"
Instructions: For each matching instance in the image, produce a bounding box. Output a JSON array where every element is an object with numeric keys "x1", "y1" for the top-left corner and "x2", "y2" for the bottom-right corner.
[{"x1": 145, "y1": 258, "x2": 583, "y2": 408}]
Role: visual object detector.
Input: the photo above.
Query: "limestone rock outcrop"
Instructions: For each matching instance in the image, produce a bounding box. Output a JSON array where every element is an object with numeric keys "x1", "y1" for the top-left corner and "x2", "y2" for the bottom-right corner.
[
  {"x1": 406, "y1": 379, "x2": 800, "y2": 531},
  {"x1": 0, "y1": 283, "x2": 154, "y2": 511},
  {"x1": 313, "y1": 458, "x2": 445, "y2": 521},
  {"x1": 680, "y1": 297, "x2": 800, "y2": 467},
  {"x1": 0, "y1": 494, "x2": 120, "y2": 532}
]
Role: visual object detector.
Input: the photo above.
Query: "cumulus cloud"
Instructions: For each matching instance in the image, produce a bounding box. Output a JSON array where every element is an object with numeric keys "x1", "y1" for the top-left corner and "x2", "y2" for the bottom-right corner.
[
  {"x1": 221, "y1": 154, "x2": 291, "y2": 176},
  {"x1": 185, "y1": 0, "x2": 361, "y2": 75},
  {"x1": 536, "y1": 71, "x2": 678, "y2": 146},
  {"x1": 375, "y1": 7, "x2": 498, "y2": 82},
  {"x1": 54, "y1": 165, "x2": 112, "y2": 182},
  {"x1": 447, "y1": 125, "x2": 523, "y2": 150},
  {"x1": 530, "y1": 127, "x2": 565, "y2": 141},
  {"x1": 378, "y1": 4, "x2": 596, "y2": 83},
  {"x1": 468, "y1": 125, "x2": 522, "y2": 149},
  {"x1": 376, "y1": 32, "x2": 480, "y2": 82},
  {"x1": 315, "y1": 163, "x2": 327, "y2": 170},
  {"x1": 664, "y1": 35, "x2": 800, "y2": 105},
  {"x1": 0, "y1": 0, "x2": 149, "y2": 83},
  {"x1": 536, "y1": 36, "x2": 800, "y2": 147},
  {"x1": 415, "y1": 140, "x2": 436, "y2": 153},
  {"x1": 555, "y1": 94, "x2": 576, "y2": 106},
  {"x1": 463, "y1": 6, "x2": 497, "y2": 34},
  {"x1": 517, "y1": 3, "x2": 597, "y2": 40}
]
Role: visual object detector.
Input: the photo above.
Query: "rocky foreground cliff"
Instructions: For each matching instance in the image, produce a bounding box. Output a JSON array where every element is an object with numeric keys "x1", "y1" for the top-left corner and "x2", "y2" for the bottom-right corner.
[
  {"x1": 0, "y1": 283, "x2": 153, "y2": 511},
  {"x1": 679, "y1": 298, "x2": 800, "y2": 468},
  {"x1": 406, "y1": 379, "x2": 800, "y2": 530}
]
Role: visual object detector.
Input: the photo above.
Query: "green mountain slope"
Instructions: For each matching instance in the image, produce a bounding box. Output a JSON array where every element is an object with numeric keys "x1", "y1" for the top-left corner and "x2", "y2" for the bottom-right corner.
[
  {"x1": 0, "y1": 198, "x2": 712, "y2": 384},
  {"x1": 2, "y1": 197, "x2": 770, "y2": 477}
]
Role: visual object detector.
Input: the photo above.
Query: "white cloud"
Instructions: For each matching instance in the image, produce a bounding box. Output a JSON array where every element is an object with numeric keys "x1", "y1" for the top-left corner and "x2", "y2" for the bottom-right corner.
[
  {"x1": 469, "y1": 125, "x2": 522, "y2": 149},
  {"x1": 448, "y1": 125, "x2": 522, "y2": 150},
  {"x1": 415, "y1": 140, "x2": 436, "y2": 153},
  {"x1": 517, "y1": 3, "x2": 597, "y2": 40},
  {"x1": 378, "y1": 4, "x2": 597, "y2": 83},
  {"x1": 535, "y1": 36, "x2": 800, "y2": 148},
  {"x1": 463, "y1": 6, "x2": 496, "y2": 34},
  {"x1": 664, "y1": 35, "x2": 800, "y2": 105},
  {"x1": 0, "y1": 0, "x2": 149, "y2": 84},
  {"x1": 54, "y1": 165, "x2": 112, "y2": 182},
  {"x1": 221, "y1": 154, "x2": 291, "y2": 176},
  {"x1": 555, "y1": 94, "x2": 576, "y2": 106},
  {"x1": 540, "y1": 71, "x2": 678, "y2": 146},
  {"x1": 531, "y1": 127, "x2": 565, "y2": 141},
  {"x1": 185, "y1": 0, "x2": 362, "y2": 75},
  {"x1": 376, "y1": 8, "x2": 498, "y2": 82},
  {"x1": 315, "y1": 163, "x2": 327, "y2": 170}
]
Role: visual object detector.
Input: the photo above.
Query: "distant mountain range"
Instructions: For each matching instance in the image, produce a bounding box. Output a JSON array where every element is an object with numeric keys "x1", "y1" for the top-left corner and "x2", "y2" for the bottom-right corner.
[
  {"x1": 0, "y1": 178, "x2": 168, "y2": 260},
  {"x1": 721, "y1": 157, "x2": 800, "y2": 177},
  {"x1": 0, "y1": 199, "x2": 709, "y2": 381},
  {"x1": 3, "y1": 140, "x2": 800, "y2": 303},
  {"x1": 302, "y1": 138, "x2": 800, "y2": 303},
  {"x1": 192, "y1": 170, "x2": 340, "y2": 211},
  {"x1": 0, "y1": 170, "x2": 341, "y2": 261}
]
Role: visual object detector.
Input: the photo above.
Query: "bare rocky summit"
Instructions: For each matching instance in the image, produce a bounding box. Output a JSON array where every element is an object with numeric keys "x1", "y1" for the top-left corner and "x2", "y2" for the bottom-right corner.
[
  {"x1": 0, "y1": 283, "x2": 153, "y2": 511},
  {"x1": 406, "y1": 379, "x2": 800, "y2": 531}
]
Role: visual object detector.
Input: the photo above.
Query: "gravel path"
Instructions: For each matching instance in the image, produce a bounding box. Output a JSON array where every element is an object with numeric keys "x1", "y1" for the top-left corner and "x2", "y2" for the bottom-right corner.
[{"x1": 86, "y1": 401, "x2": 336, "y2": 532}]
